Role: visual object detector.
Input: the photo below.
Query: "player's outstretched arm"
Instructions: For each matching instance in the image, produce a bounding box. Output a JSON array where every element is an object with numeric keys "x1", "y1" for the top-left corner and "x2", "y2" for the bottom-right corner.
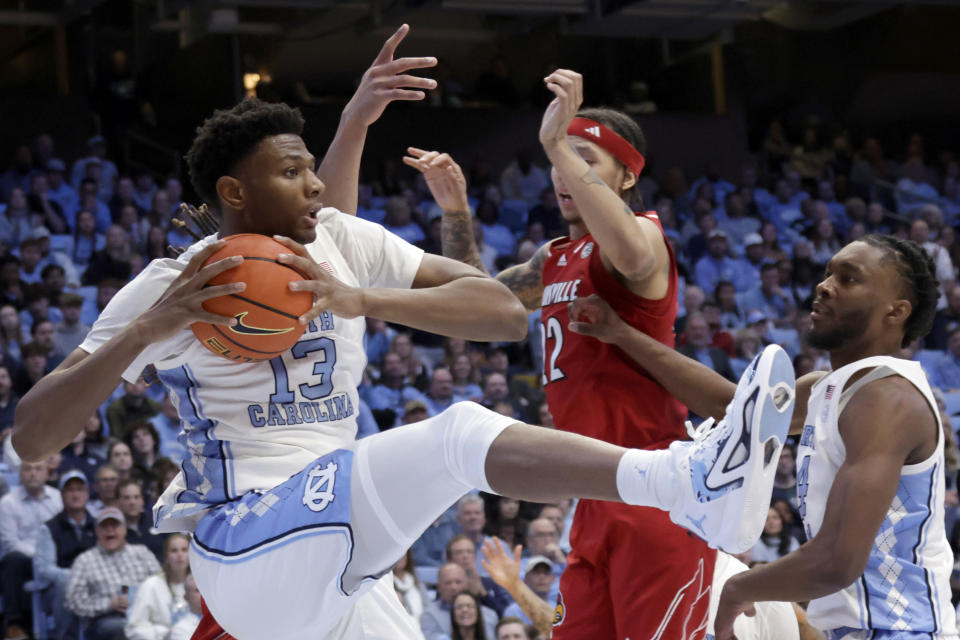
[
  {"x1": 569, "y1": 293, "x2": 820, "y2": 433},
  {"x1": 569, "y1": 294, "x2": 736, "y2": 419},
  {"x1": 275, "y1": 236, "x2": 528, "y2": 341},
  {"x1": 11, "y1": 242, "x2": 244, "y2": 462},
  {"x1": 714, "y1": 376, "x2": 933, "y2": 640},
  {"x1": 407, "y1": 146, "x2": 549, "y2": 311},
  {"x1": 539, "y1": 70, "x2": 667, "y2": 285},
  {"x1": 480, "y1": 539, "x2": 555, "y2": 638},
  {"x1": 404, "y1": 147, "x2": 488, "y2": 274},
  {"x1": 317, "y1": 24, "x2": 437, "y2": 214}
]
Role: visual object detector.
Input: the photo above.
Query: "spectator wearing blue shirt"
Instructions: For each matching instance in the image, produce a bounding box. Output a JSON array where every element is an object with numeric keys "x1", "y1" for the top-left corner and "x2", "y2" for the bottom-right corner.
[
  {"x1": 423, "y1": 367, "x2": 460, "y2": 416},
  {"x1": 768, "y1": 179, "x2": 804, "y2": 233},
  {"x1": 717, "y1": 192, "x2": 760, "y2": 251},
  {"x1": 677, "y1": 312, "x2": 735, "y2": 381},
  {"x1": 731, "y1": 233, "x2": 765, "y2": 292},
  {"x1": 45, "y1": 159, "x2": 79, "y2": 217},
  {"x1": 738, "y1": 263, "x2": 795, "y2": 326},
  {"x1": 502, "y1": 556, "x2": 559, "y2": 624},
  {"x1": 73, "y1": 181, "x2": 112, "y2": 233},
  {"x1": 382, "y1": 196, "x2": 426, "y2": 245},
  {"x1": 366, "y1": 351, "x2": 427, "y2": 424},
  {"x1": 715, "y1": 280, "x2": 745, "y2": 330},
  {"x1": 896, "y1": 158, "x2": 940, "y2": 214},
  {"x1": 363, "y1": 317, "x2": 396, "y2": 367},
  {"x1": 70, "y1": 136, "x2": 118, "y2": 201},
  {"x1": 694, "y1": 229, "x2": 737, "y2": 295},
  {"x1": 451, "y1": 353, "x2": 483, "y2": 402},
  {"x1": 932, "y1": 326, "x2": 960, "y2": 391},
  {"x1": 0, "y1": 145, "x2": 37, "y2": 201},
  {"x1": 817, "y1": 180, "x2": 849, "y2": 234},
  {"x1": 476, "y1": 200, "x2": 515, "y2": 259}
]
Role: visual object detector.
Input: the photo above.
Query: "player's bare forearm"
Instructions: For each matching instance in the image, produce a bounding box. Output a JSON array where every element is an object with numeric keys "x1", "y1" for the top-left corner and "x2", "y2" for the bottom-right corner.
[
  {"x1": 494, "y1": 244, "x2": 549, "y2": 312},
  {"x1": 613, "y1": 324, "x2": 735, "y2": 420},
  {"x1": 12, "y1": 324, "x2": 152, "y2": 462},
  {"x1": 440, "y1": 209, "x2": 489, "y2": 274},
  {"x1": 315, "y1": 116, "x2": 367, "y2": 215},
  {"x1": 545, "y1": 142, "x2": 658, "y2": 280},
  {"x1": 501, "y1": 580, "x2": 555, "y2": 637},
  {"x1": 363, "y1": 276, "x2": 527, "y2": 341},
  {"x1": 721, "y1": 538, "x2": 862, "y2": 611}
]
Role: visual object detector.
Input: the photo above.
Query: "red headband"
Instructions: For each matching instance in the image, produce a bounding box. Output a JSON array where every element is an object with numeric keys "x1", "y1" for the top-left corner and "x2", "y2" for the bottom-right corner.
[{"x1": 566, "y1": 117, "x2": 646, "y2": 177}]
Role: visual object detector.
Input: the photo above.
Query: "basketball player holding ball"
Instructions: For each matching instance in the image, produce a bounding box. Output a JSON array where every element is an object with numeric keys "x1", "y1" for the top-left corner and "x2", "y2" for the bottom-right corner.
[
  {"x1": 426, "y1": 69, "x2": 717, "y2": 639},
  {"x1": 11, "y1": 46, "x2": 794, "y2": 640}
]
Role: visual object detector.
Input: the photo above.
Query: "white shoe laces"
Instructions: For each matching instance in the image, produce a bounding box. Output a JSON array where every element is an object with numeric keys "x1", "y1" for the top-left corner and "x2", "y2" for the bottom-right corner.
[{"x1": 684, "y1": 416, "x2": 716, "y2": 440}]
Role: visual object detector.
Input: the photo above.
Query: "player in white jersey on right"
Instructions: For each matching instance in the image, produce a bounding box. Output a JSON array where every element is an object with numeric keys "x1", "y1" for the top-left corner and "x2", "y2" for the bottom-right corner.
[
  {"x1": 10, "y1": 91, "x2": 796, "y2": 640},
  {"x1": 568, "y1": 233, "x2": 959, "y2": 640}
]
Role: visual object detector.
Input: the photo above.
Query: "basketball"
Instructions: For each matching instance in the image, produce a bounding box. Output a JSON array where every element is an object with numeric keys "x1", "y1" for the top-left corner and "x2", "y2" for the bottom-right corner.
[{"x1": 190, "y1": 234, "x2": 314, "y2": 362}]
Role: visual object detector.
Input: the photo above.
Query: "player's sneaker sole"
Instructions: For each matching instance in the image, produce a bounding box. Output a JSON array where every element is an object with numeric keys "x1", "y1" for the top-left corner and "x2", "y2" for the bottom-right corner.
[{"x1": 678, "y1": 344, "x2": 795, "y2": 553}]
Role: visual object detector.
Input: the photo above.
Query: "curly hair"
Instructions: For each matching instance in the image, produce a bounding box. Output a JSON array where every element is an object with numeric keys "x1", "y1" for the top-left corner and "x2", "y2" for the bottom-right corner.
[
  {"x1": 575, "y1": 107, "x2": 647, "y2": 210},
  {"x1": 185, "y1": 98, "x2": 305, "y2": 208},
  {"x1": 859, "y1": 234, "x2": 939, "y2": 347}
]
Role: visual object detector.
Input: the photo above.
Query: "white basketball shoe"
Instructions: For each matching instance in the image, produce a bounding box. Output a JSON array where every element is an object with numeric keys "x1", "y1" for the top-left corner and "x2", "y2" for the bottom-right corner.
[{"x1": 669, "y1": 344, "x2": 796, "y2": 553}]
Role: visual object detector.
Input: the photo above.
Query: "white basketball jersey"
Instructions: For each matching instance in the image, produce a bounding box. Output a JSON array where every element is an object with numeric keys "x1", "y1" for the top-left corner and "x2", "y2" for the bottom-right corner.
[
  {"x1": 80, "y1": 208, "x2": 424, "y2": 532},
  {"x1": 797, "y1": 356, "x2": 957, "y2": 636}
]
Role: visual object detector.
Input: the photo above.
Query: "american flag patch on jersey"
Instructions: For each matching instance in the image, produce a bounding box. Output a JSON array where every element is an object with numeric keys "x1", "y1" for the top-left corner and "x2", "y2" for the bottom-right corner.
[
  {"x1": 825, "y1": 384, "x2": 835, "y2": 399},
  {"x1": 318, "y1": 260, "x2": 334, "y2": 275}
]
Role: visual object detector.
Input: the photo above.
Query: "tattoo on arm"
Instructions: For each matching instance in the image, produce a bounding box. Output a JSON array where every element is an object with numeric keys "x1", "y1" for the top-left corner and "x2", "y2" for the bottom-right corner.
[
  {"x1": 496, "y1": 244, "x2": 548, "y2": 311},
  {"x1": 507, "y1": 582, "x2": 555, "y2": 636},
  {"x1": 579, "y1": 167, "x2": 606, "y2": 187},
  {"x1": 441, "y1": 210, "x2": 489, "y2": 275}
]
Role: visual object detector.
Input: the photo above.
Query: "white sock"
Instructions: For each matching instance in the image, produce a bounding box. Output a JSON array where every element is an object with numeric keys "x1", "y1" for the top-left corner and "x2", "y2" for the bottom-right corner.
[{"x1": 615, "y1": 448, "x2": 680, "y2": 510}]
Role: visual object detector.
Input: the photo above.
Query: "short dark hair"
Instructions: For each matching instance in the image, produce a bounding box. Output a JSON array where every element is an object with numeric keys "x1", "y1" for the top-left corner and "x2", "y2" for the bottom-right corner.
[
  {"x1": 41, "y1": 263, "x2": 64, "y2": 279},
  {"x1": 760, "y1": 262, "x2": 779, "y2": 274},
  {"x1": 859, "y1": 234, "x2": 939, "y2": 347},
  {"x1": 21, "y1": 341, "x2": 47, "y2": 359},
  {"x1": 575, "y1": 107, "x2": 647, "y2": 210},
  {"x1": 186, "y1": 98, "x2": 305, "y2": 207},
  {"x1": 445, "y1": 533, "x2": 474, "y2": 560}
]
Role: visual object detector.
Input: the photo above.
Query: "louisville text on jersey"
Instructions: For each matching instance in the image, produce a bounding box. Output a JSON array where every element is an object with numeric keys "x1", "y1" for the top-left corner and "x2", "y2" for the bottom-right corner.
[{"x1": 541, "y1": 279, "x2": 582, "y2": 307}]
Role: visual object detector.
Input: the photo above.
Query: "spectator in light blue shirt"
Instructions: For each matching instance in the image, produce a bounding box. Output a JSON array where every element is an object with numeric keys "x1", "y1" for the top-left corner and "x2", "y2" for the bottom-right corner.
[
  {"x1": 383, "y1": 196, "x2": 425, "y2": 245},
  {"x1": 897, "y1": 159, "x2": 940, "y2": 214},
  {"x1": 738, "y1": 263, "x2": 795, "y2": 325},
  {"x1": 45, "y1": 159, "x2": 79, "y2": 218},
  {"x1": 366, "y1": 351, "x2": 427, "y2": 423},
  {"x1": 932, "y1": 327, "x2": 960, "y2": 391},
  {"x1": 423, "y1": 367, "x2": 461, "y2": 416},
  {"x1": 694, "y1": 229, "x2": 737, "y2": 295},
  {"x1": 731, "y1": 233, "x2": 765, "y2": 292},
  {"x1": 476, "y1": 200, "x2": 515, "y2": 259}
]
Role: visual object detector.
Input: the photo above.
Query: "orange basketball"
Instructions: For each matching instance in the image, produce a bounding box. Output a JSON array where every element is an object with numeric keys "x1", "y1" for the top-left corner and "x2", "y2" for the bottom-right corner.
[{"x1": 190, "y1": 234, "x2": 314, "y2": 362}]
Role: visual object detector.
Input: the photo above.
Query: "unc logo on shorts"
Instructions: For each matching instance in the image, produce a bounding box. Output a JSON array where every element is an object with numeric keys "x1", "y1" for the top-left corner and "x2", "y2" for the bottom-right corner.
[{"x1": 302, "y1": 461, "x2": 338, "y2": 512}]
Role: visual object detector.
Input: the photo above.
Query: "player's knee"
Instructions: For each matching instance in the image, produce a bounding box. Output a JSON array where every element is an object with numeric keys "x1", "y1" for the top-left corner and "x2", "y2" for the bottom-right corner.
[{"x1": 434, "y1": 401, "x2": 515, "y2": 490}]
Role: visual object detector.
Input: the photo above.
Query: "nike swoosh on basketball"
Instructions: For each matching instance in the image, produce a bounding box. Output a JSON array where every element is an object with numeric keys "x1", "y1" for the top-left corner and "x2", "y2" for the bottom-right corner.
[{"x1": 230, "y1": 312, "x2": 293, "y2": 336}]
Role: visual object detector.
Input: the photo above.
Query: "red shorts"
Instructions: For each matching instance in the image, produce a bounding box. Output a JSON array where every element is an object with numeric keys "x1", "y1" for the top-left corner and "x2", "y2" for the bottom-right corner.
[
  {"x1": 191, "y1": 600, "x2": 233, "y2": 640},
  {"x1": 551, "y1": 500, "x2": 716, "y2": 640}
]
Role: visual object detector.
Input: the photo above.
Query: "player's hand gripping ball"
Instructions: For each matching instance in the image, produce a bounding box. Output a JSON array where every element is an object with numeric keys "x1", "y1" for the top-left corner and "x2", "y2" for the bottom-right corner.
[{"x1": 190, "y1": 234, "x2": 314, "y2": 362}]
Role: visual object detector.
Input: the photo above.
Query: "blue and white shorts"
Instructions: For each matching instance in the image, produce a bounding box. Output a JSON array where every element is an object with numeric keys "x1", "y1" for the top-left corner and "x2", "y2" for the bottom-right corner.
[{"x1": 189, "y1": 448, "x2": 420, "y2": 640}]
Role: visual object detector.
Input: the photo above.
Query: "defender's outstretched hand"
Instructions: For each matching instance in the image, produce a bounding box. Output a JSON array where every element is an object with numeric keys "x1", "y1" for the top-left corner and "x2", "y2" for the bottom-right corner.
[
  {"x1": 403, "y1": 147, "x2": 470, "y2": 213},
  {"x1": 274, "y1": 236, "x2": 365, "y2": 322},
  {"x1": 344, "y1": 24, "x2": 438, "y2": 127},
  {"x1": 539, "y1": 69, "x2": 584, "y2": 150},
  {"x1": 137, "y1": 240, "x2": 246, "y2": 342}
]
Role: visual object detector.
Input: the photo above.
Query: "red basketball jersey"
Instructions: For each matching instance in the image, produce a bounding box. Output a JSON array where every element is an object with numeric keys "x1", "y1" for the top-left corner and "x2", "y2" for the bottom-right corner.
[{"x1": 540, "y1": 212, "x2": 687, "y2": 450}]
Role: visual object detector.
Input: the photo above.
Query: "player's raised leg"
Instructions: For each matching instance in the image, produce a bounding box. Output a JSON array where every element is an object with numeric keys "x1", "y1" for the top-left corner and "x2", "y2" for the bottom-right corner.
[{"x1": 346, "y1": 345, "x2": 795, "y2": 584}]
